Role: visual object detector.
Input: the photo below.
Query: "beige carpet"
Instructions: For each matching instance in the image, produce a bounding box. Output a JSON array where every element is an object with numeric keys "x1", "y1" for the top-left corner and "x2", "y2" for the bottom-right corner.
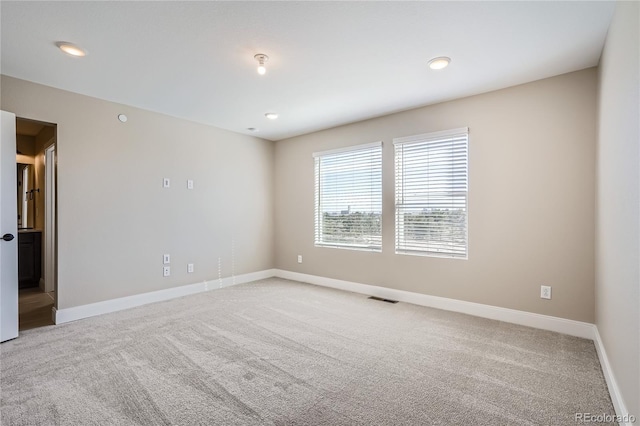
[{"x1": 1, "y1": 278, "x2": 615, "y2": 425}]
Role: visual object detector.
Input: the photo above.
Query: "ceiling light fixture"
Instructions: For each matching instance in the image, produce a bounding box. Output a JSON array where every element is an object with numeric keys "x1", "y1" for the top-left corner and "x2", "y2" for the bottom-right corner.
[
  {"x1": 254, "y1": 54, "x2": 269, "y2": 75},
  {"x1": 56, "y1": 42, "x2": 87, "y2": 57},
  {"x1": 428, "y1": 56, "x2": 451, "y2": 70},
  {"x1": 265, "y1": 113, "x2": 278, "y2": 120}
]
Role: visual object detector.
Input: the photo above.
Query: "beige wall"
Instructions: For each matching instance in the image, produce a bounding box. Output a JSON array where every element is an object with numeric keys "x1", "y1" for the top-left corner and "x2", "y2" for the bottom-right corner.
[
  {"x1": 16, "y1": 134, "x2": 36, "y2": 156},
  {"x1": 275, "y1": 68, "x2": 597, "y2": 323},
  {"x1": 1, "y1": 76, "x2": 275, "y2": 310},
  {"x1": 596, "y1": 1, "x2": 639, "y2": 418}
]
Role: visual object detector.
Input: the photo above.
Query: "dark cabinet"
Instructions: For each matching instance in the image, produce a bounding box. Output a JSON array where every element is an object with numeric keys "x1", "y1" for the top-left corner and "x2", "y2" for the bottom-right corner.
[{"x1": 18, "y1": 231, "x2": 41, "y2": 289}]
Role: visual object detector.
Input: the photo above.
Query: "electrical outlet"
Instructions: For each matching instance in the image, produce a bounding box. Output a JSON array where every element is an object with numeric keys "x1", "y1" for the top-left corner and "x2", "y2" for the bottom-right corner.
[
  {"x1": 163, "y1": 178, "x2": 170, "y2": 188},
  {"x1": 187, "y1": 263, "x2": 194, "y2": 273},
  {"x1": 163, "y1": 254, "x2": 170, "y2": 264},
  {"x1": 187, "y1": 179, "x2": 194, "y2": 189},
  {"x1": 297, "y1": 255, "x2": 303, "y2": 264},
  {"x1": 540, "y1": 285, "x2": 552, "y2": 300},
  {"x1": 163, "y1": 266, "x2": 171, "y2": 277}
]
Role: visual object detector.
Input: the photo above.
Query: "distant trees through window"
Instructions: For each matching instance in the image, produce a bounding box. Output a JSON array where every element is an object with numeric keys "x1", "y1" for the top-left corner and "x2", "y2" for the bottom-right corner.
[
  {"x1": 321, "y1": 211, "x2": 381, "y2": 247},
  {"x1": 314, "y1": 142, "x2": 382, "y2": 251}
]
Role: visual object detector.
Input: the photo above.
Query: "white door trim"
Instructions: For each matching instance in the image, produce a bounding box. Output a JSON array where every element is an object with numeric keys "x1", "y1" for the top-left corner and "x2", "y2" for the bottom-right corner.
[{"x1": 44, "y1": 143, "x2": 56, "y2": 294}]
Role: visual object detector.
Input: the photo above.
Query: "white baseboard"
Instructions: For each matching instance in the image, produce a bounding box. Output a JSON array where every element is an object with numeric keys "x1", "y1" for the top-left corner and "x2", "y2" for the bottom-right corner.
[
  {"x1": 592, "y1": 327, "x2": 634, "y2": 426},
  {"x1": 274, "y1": 269, "x2": 595, "y2": 339},
  {"x1": 53, "y1": 269, "x2": 275, "y2": 325}
]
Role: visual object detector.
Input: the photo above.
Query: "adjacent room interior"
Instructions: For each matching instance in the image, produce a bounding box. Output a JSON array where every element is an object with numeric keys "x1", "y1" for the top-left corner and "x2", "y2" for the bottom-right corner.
[
  {"x1": 0, "y1": 1, "x2": 638, "y2": 425},
  {"x1": 14, "y1": 118, "x2": 57, "y2": 331}
]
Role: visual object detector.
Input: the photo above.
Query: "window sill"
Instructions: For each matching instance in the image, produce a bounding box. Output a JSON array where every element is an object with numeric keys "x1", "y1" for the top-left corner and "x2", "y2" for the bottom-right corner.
[{"x1": 315, "y1": 243, "x2": 382, "y2": 253}]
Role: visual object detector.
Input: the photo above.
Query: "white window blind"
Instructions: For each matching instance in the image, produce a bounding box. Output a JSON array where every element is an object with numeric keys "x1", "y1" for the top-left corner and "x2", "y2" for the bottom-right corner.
[
  {"x1": 314, "y1": 142, "x2": 382, "y2": 251},
  {"x1": 394, "y1": 128, "x2": 468, "y2": 258}
]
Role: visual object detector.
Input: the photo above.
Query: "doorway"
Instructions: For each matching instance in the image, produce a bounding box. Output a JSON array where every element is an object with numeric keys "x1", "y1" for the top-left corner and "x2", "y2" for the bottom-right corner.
[{"x1": 15, "y1": 117, "x2": 57, "y2": 331}]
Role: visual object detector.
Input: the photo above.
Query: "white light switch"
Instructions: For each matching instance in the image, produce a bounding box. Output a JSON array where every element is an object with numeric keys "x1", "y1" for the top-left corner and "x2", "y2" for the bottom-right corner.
[
  {"x1": 163, "y1": 178, "x2": 170, "y2": 188},
  {"x1": 187, "y1": 263, "x2": 194, "y2": 273},
  {"x1": 297, "y1": 255, "x2": 303, "y2": 264},
  {"x1": 163, "y1": 254, "x2": 170, "y2": 264},
  {"x1": 187, "y1": 179, "x2": 194, "y2": 189}
]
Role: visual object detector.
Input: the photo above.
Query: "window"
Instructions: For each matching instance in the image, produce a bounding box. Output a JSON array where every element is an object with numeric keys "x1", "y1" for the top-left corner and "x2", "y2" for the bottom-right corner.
[
  {"x1": 394, "y1": 128, "x2": 468, "y2": 258},
  {"x1": 314, "y1": 142, "x2": 382, "y2": 251}
]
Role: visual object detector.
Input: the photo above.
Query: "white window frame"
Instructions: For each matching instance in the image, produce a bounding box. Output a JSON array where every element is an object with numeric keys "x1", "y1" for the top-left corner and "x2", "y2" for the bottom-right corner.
[
  {"x1": 313, "y1": 141, "x2": 382, "y2": 251},
  {"x1": 394, "y1": 127, "x2": 469, "y2": 259}
]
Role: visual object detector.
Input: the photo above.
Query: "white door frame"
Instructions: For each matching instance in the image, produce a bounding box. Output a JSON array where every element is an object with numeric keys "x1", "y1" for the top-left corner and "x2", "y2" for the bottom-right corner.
[
  {"x1": 21, "y1": 165, "x2": 29, "y2": 227},
  {"x1": 1, "y1": 110, "x2": 19, "y2": 342},
  {"x1": 44, "y1": 143, "x2": 56, "y2": 294}
]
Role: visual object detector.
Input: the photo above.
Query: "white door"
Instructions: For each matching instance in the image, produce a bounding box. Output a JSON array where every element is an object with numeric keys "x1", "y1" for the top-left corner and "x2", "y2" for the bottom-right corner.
[{"x1": 1, "y1": 110, "x2": 18, "y2": 342}]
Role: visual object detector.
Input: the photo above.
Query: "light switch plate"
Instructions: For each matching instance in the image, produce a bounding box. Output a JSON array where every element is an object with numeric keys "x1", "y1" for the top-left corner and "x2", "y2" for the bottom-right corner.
[
  {"x1": 187, "y1": 263, "x2": 194, "y2": 273},
  {"x1": 163, "y1": 178, "x2": 170, "y2": 188},
  {"x1": 163, "y1": 254, "x2": 170, "y2": 264},
  {"x1": 187, "y1": 179, "x2": 194, "y2": 189}
]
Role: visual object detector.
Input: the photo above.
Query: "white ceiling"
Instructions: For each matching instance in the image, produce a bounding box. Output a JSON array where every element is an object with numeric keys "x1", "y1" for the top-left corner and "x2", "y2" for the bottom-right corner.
[{"x1": 1, "y1": 1, "x2": 615, "y2": 141}]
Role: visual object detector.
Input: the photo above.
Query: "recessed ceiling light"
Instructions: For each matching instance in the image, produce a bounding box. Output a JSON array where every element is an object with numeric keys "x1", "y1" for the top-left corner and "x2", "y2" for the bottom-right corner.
[
  {"x1": 428, "y1": 56, "x2": 450, "y2": 70},
  {"x1": 56, "y1": 42, "x2": 87, "y2": 57},
  {"x1": 265, "y1": 113, "x2": 278, "y2": 120}
]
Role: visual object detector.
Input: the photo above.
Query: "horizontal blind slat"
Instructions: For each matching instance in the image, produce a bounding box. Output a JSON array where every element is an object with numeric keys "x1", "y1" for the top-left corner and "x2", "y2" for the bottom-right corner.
[
  {"x1": 395, "y1": 129, "x2": 468, "y2": 258},
  {"x1": 316, "y1": 144, "x2": 382, "y2": 251}
]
